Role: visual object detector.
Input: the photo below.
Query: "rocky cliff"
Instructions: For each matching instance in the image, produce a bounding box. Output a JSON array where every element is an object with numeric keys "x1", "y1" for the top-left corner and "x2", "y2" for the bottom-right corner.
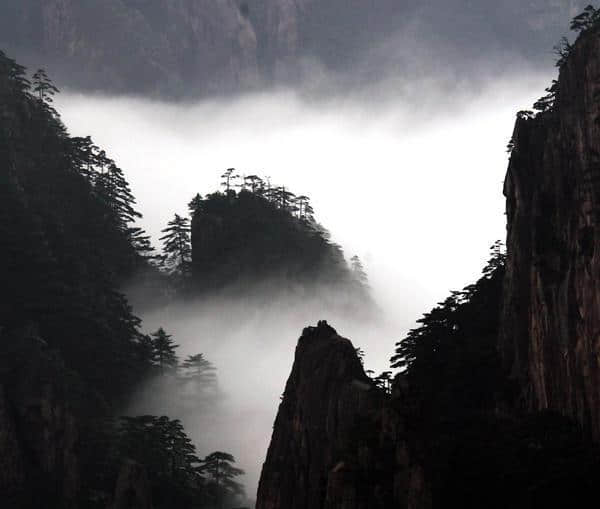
[
  {"x1": 501, "y1": 24, "x2": 600, "y2": 438},
  {"x1": 0, "y1": 330, "x2": 82, "y2": 508},
  {"x1": 256, "y1": 321, "x2": 427, "y2": 509},
  {"x1": 0, "y1": 0, "x2": 583, "y2": 97},
  {"x1": 0, "y1": 0, "x2": 260, "y2": 96},
  {"x1": 0, "y1": 329, "x2": 155, "y2": 509}
]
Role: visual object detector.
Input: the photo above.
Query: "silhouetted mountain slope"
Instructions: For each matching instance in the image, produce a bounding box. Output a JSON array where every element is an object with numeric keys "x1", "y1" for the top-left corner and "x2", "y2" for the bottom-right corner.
[
  {"x1": 258, "y1": 262, "x2": 600, "y2": 508},
  {"x1": 0, "y1": 52, "x2": 222, "y2": 508},
  {"x1": 0, "y1": 50, "x2": 156, "y2": 506},
  {"x1": 190, "y1": 188, "x2": 368, "y2": 303},
  {"x1": 0, "y1": 51, "x2": 153, "y2": 400},
  {"x1": 0, "y1": 52, "x2": 250, "y2": 508}
]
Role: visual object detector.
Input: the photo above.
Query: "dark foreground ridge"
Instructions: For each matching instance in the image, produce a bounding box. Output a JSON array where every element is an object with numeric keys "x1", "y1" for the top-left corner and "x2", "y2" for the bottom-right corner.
[
  {"x1": 256, "y1": 320, "x2": 404, "y2": 509},
  {"x1": 258, "y1": 316, "x2": 600, "y2": 509}
]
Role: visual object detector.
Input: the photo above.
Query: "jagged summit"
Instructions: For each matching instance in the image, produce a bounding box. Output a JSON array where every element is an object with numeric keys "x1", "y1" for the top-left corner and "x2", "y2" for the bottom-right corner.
[
  {"x1": 256, "y1": 322, "x2": 396, "y2": 509},
  {"x1": 300, "y1": 319, "x2": 338, "y2": 342}
]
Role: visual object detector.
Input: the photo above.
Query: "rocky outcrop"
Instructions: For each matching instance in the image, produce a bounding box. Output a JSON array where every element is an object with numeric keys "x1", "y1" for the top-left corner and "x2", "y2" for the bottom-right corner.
[
  {"x1": 0, "y1": 385, "x2": 26, "y2": 505},
  {"x1": 501, "y1": 26, "x2": 600, "y2": 438},
  {"x1": 110, "y1": 461, "x2": 153, "y2": 509},
  {"x1": 256, "y1": 321, "x2": 426, "y2": 509},
  {"x1": 0, "y1": 330, "x2": 81, "y2": 507}
]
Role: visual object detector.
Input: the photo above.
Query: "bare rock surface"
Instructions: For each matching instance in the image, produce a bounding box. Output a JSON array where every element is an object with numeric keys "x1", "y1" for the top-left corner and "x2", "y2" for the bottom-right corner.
[{"x1": 501, "y1": 25, "x2": 600, "y2": 438}]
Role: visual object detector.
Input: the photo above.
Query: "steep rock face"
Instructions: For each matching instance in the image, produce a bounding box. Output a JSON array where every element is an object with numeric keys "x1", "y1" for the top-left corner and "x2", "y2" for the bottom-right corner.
[
  {"x1": 256, "y1": 321, "x2": 424, "y2": 509},
  {"x1": 110, "y1": 461, "x2": 154, "y2": 509},
  {"x1": 501, "y1": 27, "x2": 600, "y2": 437},
  {"x1": 0, "y1": 331, "x2": 81, "y2": 508},
  {"x1": 0, "y1": 0, "x2": 260, "y2": 96},
  {"x1": 0, "y1": 0, "x2": 584, "y2": 97},
  {"x1": 0, "y1": 385, "x2": 26, "y2": 504}
]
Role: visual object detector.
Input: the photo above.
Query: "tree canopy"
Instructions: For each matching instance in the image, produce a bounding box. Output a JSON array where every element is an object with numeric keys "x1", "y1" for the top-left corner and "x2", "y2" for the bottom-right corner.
[
  {"x1": 179, "y1": 169, "x2": 371, "y2": 312},
  {"x1": 391, "y1": 243, "x2": 506, "y2": 418}
]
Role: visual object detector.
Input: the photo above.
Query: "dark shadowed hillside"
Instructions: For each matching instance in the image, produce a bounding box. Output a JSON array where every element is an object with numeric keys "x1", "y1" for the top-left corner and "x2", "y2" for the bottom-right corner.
[
  {"x1": 0, "y1": 53, "x2": 249, "y2": 508},
  {"x1": 0, "y1": 51, "x2": 152, "y2": 399},
  {"x1": 189, "y1": 182, "x2": 369, "y2": 305},
  {"x1": 257, "y1": 255, "x2": 600, "y2": 509}
]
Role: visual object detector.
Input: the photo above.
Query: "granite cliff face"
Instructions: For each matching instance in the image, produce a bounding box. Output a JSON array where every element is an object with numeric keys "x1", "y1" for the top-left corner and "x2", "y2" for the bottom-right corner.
[
  {"x1": 0, "y1": 0, "x2": 584, "y2": 97},
  {"x1": 501, "y1": 25, "x2": 600, "y2": 438},
  {"x1": 0, "y1": 331, "x2": 82, "y2": 508},
  {"x1": 256, "y1": 321, "x2": 428, "y2": 509},
  {"x1": 0, "y1": 0, "x2": 260, "y2": 96},
  {"x1": 256, "y1": 320, "x2": 386, "y2": 509},
  {"x1": 0, "y1": 330, "x2": 156, "y2": 508}
]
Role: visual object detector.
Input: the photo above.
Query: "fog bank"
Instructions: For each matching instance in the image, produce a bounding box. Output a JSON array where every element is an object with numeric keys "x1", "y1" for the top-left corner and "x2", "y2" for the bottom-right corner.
[{"x1": 55, "y1": 73, "x2": 552, "y2": 495}]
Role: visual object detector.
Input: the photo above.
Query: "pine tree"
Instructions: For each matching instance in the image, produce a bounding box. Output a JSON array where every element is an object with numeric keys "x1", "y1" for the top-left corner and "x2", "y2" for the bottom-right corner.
[
  {"x1": 389, "y1": 243, "x2": 506, "y2": 415},
  {"x1": 31, "y1": 68, "x2": 59, "y2": 103},
  {"x1": 554, "y1": 36, "x2": 573, "y2": 68},
  {"x1": 160, "y1": 214, "x2": 192, "y2": 276},
  {"x1": 532, "y1": 80, "x2": 558, "y2": 114},
  {"x1": 150, "y1": 327, "x2": 179, "y2": 372},
  {"x1": 127, "y1": 226, "x2": 157, "y2": 262},
  {"x1": 117, "y1": 416, "x2": 204, "y2": 498},
  {"x1": 181, "y1": 353, "x2": 217, "y2": 386},
  {"x1": 272, "y1": 186, "x2": 295, "y2": 211},
  {"x1": 188, "y1": 193, "x2": 204, "y2": 217},
  {"x1": 179, "y1": 354, "x2": 218, "y2": 405},
  {"x1": 0, "y1": 50, "x2": 30, "y2": 96},
  {"x1": 350, "y1": 255, "x2": 368, "y2": 288},
  {"x1": 570, "y1": 5, "x2": 600, "y2": 33},
  {"x1": 95, "y1": 162, "x2": 142, "y2": 231},
  {"x1": 294, "y1": 195, "x2": 313, "y2": 219},
  {"x1": 69, "y1": 136, "x2": 98, "y2": 180},
  {"x1": 244, "y1": 175, "x2": 264, "y2": 193},
  {"x1": 220, "y1": 168, "x2": 239, "y2": 194},
  {"x1": 482, "y1": 240, "x2": 505, "y2": 278},
  {"x1": 200, "y1": 451, "x2": 245, "y2": 509}
]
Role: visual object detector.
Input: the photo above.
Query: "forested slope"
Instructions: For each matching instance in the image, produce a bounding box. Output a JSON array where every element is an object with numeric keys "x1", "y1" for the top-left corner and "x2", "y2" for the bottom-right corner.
[{"x1": 0, "y1": 53, "x2": 248, "y2": 508}]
